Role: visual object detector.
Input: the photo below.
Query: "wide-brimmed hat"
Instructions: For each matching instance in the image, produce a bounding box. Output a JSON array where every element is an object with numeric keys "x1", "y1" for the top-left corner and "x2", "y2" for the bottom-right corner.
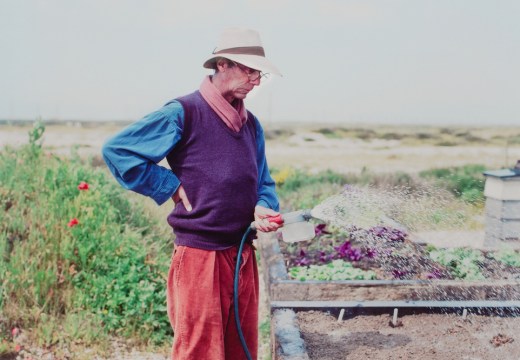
[{"x1": 203, "y1": 27, "x2": 282, "y2": 76}]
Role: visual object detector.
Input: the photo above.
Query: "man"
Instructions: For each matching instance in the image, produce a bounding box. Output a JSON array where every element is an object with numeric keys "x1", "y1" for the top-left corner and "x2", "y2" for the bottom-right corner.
[{"x1": 102, "y1": 27, "x2": 282, "y2": 359}]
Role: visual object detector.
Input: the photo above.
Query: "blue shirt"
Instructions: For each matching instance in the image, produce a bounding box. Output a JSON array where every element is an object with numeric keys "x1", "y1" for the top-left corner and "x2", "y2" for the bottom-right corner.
[{"x1": 102, "y1": 100, "x2": 279, "y2": 211}]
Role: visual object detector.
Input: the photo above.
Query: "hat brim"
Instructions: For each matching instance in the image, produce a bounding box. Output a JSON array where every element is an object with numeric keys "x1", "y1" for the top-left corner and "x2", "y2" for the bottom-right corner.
[{"x1": 203, "y1": 53, "x2": 282, "y2": 76}]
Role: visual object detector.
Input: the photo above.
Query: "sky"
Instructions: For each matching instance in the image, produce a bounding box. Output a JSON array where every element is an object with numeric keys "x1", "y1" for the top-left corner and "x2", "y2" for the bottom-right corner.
[{"x1": 1, "y1": 0, "x2": 519, "y2": 125}]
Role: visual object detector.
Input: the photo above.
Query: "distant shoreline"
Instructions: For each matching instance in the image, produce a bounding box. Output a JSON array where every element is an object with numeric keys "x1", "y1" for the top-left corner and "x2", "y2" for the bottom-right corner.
[
  {"x1": 1, "y1": 119, "x2": 519, "y2": 130},
  {"x1": 2, "y1": 121, "x2": 519, "y2": 174}
]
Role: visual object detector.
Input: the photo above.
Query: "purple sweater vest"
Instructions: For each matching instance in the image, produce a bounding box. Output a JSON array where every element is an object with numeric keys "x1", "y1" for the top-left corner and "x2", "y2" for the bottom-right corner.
[{"x1": 166, "y1": 91, "x2": 258, "y2": 250}]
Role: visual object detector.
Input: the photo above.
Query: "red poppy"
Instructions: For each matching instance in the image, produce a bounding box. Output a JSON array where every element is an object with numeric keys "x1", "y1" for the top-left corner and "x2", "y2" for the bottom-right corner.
[
  {"x1": 78, "y1": 181, "x2": 89, "y2": 190},
  {"x1": 68, "y1": 218, "x2": 79, "y2": 227},
  {"x1": 14, "y1": 344, "x2": 22, "y2": 352},
  {"x1": 11, "y1": 327, "x2": 19, "y2": 337}
]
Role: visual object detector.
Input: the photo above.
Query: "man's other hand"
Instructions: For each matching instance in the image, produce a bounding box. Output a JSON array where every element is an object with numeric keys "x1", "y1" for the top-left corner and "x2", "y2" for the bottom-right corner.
[{"x1": 172, "y1": 185, "x2": 192, "y2": 212}]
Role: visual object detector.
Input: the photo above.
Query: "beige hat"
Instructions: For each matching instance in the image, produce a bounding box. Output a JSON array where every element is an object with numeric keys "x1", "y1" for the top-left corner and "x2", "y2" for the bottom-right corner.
[{"x1": 203, "y1": 27, "x2": 282, "y2": 76}]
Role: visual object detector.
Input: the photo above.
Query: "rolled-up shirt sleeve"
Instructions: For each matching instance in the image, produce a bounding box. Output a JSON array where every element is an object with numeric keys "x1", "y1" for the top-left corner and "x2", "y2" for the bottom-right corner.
[
  {"x1": 102, "y1": 101, "x2": 184, "y2": 205},
  {"x1": 254, "y1": 116, "x2": 280, "y2": 211}
]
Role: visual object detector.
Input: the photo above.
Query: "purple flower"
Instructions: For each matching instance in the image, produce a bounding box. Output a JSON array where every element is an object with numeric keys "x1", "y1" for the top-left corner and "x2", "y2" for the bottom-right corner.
[
  {"x1": 314, "y1": 224, "x2": 331, "y2": 237},
  {"x1": 365, "y1": 248, "x2": 377, "y2": 258},
  {"x1": 370, "y1": 226, "x2": 384, "y2": 237},
  {"x1": 424, "y1": 268, "x2": 443, "y2": 279},
  {"x1": 392, "y1": 269, "x2": 408, "y2": 279},
  {"x1": 319, "y1": 251, "x2": 331, "y2": 263},
  {"x1": 294, "y1": 248, "x2": 310, "y2": 266},
  {"x1": 335, "y1": 241, "x2": 352, "y2": 259},
  {"x1": 296, "y1": 257, "x2": 311, "y2": 266},
  {"x1": 334, "y1": 241, "x2": 363, "y2": 262},
  {"x1": 347, "y1": 248, "x2": 362, "y2": 261}
]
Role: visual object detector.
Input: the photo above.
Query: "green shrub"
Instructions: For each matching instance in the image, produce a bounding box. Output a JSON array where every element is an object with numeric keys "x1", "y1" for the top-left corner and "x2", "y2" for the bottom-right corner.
[
  {"x1": 509, "y1": 135, "x2": 520, "y2": 145},
  {"x1": 381, "y1": 132, "x2": 404, "y2": 140},
  {"x1": 416, "y1": 132, "x2": 438, "y2": 140},
  {"x1": 289, "y1": 260, "x2": 377, "y2": 281},
  {"x1": 270, "y1": 168, "x2": 344, "y2": 211},
  {"x1": 352, "y1": 128, "x2": 376, "y2": 140},
  {"x1": 419, "y1": 164, "x2": 485, "y2": 204},
  {"x1": 435, "y1": 141, "x2": 459, "y2": 146},
  {"x1": 0, "y1": 122, "x2": 173, "y2": 349},
  {"x1": 273, "y1": 168, "x2": 348, "y2": 196},
  {"x1": 316, "y1": 127, "x2": 341, "y2": 139},
  {"x1": 272, "y1": 167, "x2": 423, "y2": 212}
]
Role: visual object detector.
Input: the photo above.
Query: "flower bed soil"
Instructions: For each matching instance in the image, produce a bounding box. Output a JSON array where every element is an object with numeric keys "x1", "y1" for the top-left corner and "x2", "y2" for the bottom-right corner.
[{"x1": 297, "y1": 310, "x2": 520, "y2": 360}]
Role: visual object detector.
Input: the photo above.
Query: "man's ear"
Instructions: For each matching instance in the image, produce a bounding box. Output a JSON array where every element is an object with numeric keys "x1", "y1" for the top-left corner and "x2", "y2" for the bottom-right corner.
[{"x1": 216, "y1": 58, "x2": 229, "y2": 72}]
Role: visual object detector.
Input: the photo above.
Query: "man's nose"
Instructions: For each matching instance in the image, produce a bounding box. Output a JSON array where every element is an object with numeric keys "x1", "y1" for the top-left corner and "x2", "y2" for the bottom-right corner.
[{"x1": 250, "y1": 77, "x2": 261, "y2": 86}]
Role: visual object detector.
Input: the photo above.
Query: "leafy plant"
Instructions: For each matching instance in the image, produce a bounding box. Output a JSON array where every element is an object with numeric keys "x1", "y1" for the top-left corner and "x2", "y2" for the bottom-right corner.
[
  {"x1": 289, "y1": 260, "x2": 377, "y2": 281},
  {"x1": 428, "y1": 248, "x2": 485, "y2": 280},
  {"x1": 490, "y1": 250, "x2": 520, "y2": 268}
]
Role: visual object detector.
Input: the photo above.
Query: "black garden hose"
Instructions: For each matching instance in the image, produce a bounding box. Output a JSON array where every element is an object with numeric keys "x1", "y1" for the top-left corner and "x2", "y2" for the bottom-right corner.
[{"x1": 233, "y1": 225, "x2": 254, "y2": 360}]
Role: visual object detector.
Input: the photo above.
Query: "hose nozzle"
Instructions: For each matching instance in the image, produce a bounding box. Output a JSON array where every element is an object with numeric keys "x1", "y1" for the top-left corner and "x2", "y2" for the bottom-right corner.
[
  {"x1": 251, "y1": 209, "x2": 316, "y2": 243},
  {"x1": 250, "y1": 209, "x2": 313, "y2": 230},
  {"x1": 279, "y1": 209, "x2": 313, "y2": 224}
]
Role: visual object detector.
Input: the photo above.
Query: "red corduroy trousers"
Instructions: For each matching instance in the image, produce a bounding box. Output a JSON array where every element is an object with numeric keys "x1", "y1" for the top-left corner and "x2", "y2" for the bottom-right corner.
[{"x1": 166, "y1": 244, "x2": 259, "y2": 360}]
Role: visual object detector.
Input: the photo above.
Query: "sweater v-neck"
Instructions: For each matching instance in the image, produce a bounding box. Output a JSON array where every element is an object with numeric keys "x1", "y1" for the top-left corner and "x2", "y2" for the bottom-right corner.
[{"x1": 197, "y1": 91, "x2": 249, "y2": 139}]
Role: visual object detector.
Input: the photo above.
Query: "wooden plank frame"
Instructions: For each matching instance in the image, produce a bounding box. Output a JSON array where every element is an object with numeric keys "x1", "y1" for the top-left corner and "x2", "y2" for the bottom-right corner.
[{"x1": 257, "y1": 234, "x2": 520, "y2": 302}]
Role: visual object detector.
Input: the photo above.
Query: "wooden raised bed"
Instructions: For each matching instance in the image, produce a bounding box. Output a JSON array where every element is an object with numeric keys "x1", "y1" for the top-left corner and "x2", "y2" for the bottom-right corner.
[
  {"x1": 257, "y1": 233, "x2": 520, "y2": 359},
  {"x1": 257, "y1": 234, "x2": 520, "y2": 303}
]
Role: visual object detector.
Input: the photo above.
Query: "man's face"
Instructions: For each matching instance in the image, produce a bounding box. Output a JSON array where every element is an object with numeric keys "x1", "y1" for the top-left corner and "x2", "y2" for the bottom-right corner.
[{"x1": 219, "y1": 60, "x2": 262, "y2": 101}]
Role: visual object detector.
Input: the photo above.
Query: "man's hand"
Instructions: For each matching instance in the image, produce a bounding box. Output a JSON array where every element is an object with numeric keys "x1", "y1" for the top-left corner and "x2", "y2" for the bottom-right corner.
[
  {"x1": 172, "y1": 185, "x2": 192, "y2": 212},
  {"x1": 254, "y1": 205, "x2": 282, "y2": 233}
]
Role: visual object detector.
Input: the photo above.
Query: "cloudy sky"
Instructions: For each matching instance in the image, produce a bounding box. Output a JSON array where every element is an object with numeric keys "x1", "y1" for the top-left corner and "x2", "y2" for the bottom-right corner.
[{"x1": 1, "y1": 0, "x2": 519, "y2": 125}]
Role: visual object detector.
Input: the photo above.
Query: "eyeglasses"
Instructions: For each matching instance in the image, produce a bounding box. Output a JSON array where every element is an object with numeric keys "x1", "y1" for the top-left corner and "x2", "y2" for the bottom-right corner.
[{"x1": 230, "y1": 60, "x2": 268, "y2": 82}]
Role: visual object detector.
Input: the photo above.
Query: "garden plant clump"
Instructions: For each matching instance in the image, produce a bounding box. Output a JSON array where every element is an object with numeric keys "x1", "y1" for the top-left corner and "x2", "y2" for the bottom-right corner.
[
  {"x1": 0, "y1": 122, "x2": 173, "y2": 357},
  {"x1": 282, "y1": 222, "x2": 520, "y2": 281},
  {"x1": 270, "y1": 166, "x2": 520, "y2": 282}
]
